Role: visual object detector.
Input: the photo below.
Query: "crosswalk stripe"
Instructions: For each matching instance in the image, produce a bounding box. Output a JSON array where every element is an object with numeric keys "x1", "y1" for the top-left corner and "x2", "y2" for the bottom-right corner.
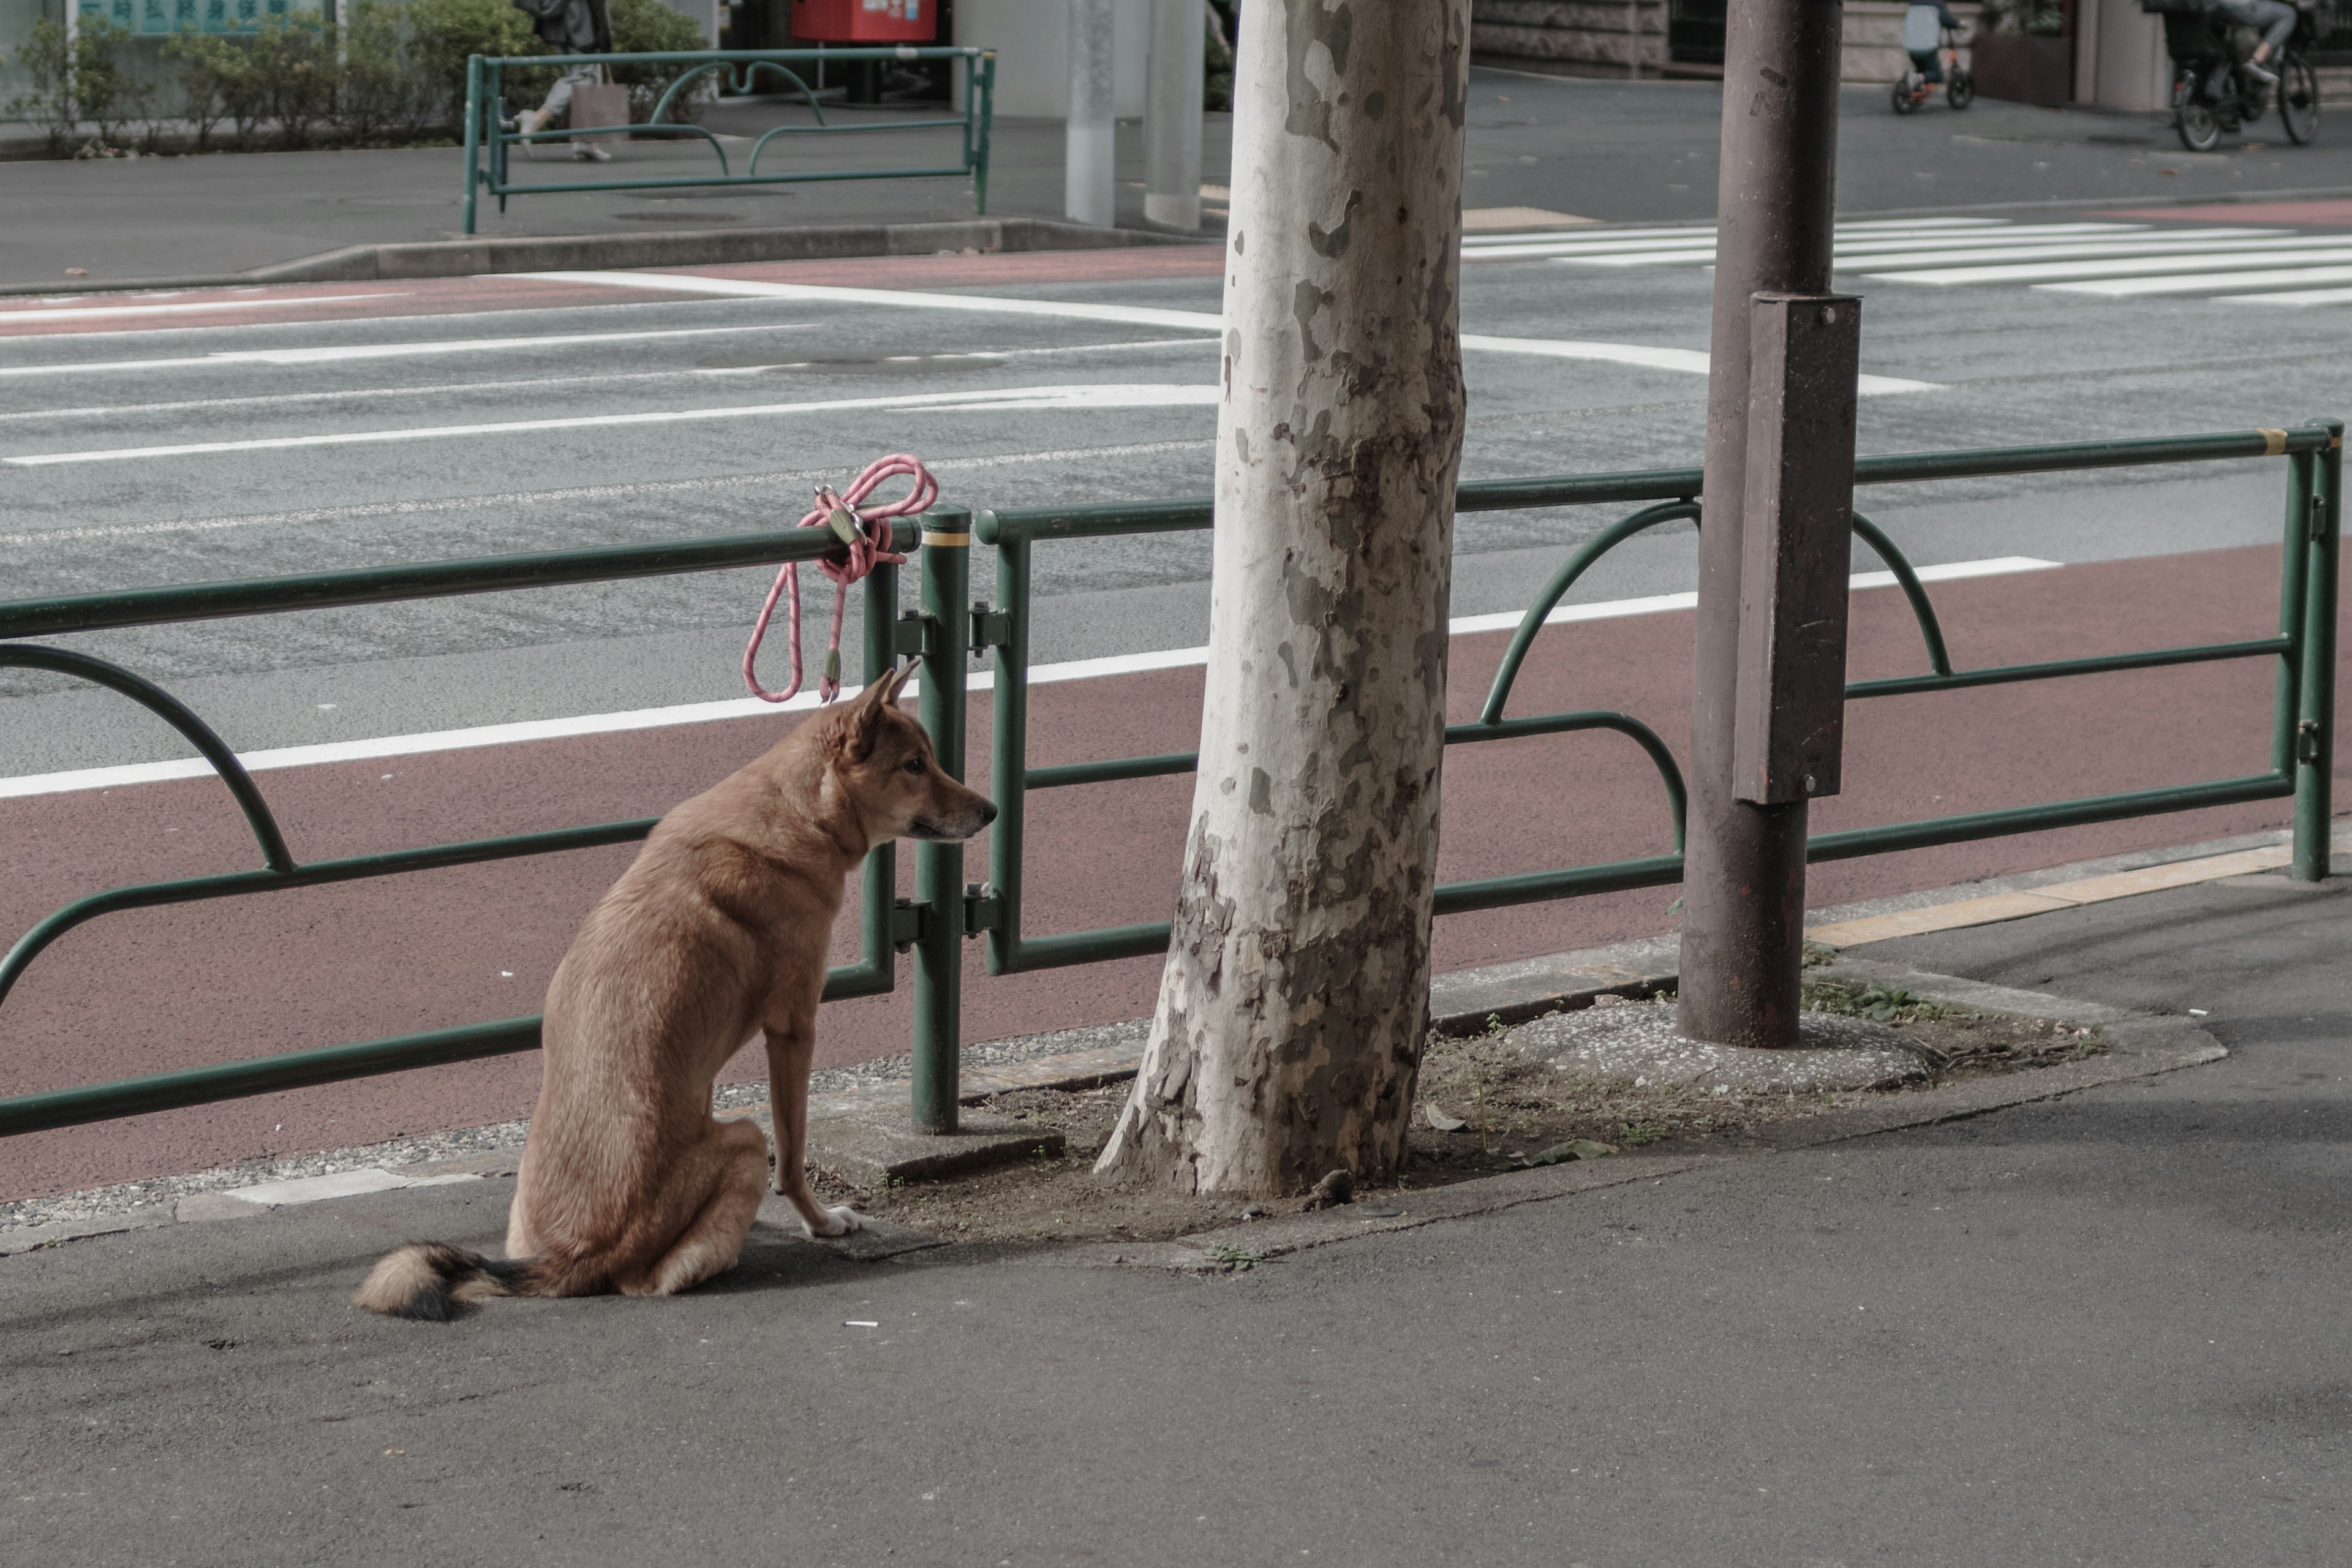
[
  {"x1": 1483, "y1": 222, "x2": 2158, "y2": 265},
  {"x1": 2217, "y1": 284, "x2": 2352, "y2": 305},
  {"x1": 1871, "y1": 243, "x2": 2352, "y2": 286},
  {"x1": 1570, "y1": 230, "x2": 2306, "y2": 272},
  {"x1": 1472, "y1": 214, "x2": 2352, "y2": 307},
  {"x1": 2038, "y1": 262, "x2": 2352, "y2": 296}
]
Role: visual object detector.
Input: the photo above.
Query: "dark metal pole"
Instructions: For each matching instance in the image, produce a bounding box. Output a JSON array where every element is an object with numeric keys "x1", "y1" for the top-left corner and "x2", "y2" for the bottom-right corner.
[{"x1": 1678, "y1": 0, "x2": 1846, "y2": 1048}]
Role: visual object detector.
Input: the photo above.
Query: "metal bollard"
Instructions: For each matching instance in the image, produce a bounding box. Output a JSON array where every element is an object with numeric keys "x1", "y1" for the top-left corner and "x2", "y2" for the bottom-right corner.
[
  {"x1": 2291, "y1": 422, "x2": 2341, "y2": 881},
  {"x1": 911, "y1": 506, "x2": 972, "y2": 1132}
]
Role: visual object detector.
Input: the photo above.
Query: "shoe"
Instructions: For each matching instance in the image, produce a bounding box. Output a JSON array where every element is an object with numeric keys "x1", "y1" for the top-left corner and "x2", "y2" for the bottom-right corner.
[
  {"x1": 2244, "y1": 58, "x2": 2278, "y2": 85},
  {"x1": 513, "y1": 109, "x2": 542, "y2": 159},
  {"x1": 571, "y1": 142, "x2": 612, "y2": 162}
]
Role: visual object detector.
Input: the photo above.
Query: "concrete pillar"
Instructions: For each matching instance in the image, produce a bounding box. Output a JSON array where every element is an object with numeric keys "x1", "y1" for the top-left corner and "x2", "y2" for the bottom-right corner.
[
  {"x1": 1144, "y1": 0, "x2": 1205, "y2": 230},
  {"x1": 1066, "y1": 0, "x2": 1118, "y2": 227}
]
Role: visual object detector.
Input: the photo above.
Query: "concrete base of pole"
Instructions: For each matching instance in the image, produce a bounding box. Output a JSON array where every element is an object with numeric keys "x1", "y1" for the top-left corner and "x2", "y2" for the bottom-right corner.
[
  {"x1": 1064, "y1": 124, "x2": 1115, "y2": 227},
  {"x1": 1144, "y1": 192, "x2": 1202, "y2": 229}
]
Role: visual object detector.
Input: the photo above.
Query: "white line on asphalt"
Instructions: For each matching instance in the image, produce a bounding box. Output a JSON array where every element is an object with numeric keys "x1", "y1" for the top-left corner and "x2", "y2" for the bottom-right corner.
[
  {"x1": 0, "y1": 383, "x2": 1224, "y2": 466},
  {"x1": 1564, "y1": 230, "x2": 2304, "y2": 271},
  {"x1": 1456, "y1": 334, "x2": 1938, "y2": 395},
  {"x1": 1478, "y1": 224, "x2": 2160, "y2": 263},
  {"x1": 2215, "y1": 284, "x2": 2352, "y2": 304},
  {"x1": 0, "y1": 324, "x2": 812, "y2": 379},
  {"x1": 518, "y1": 270, "x2": 1942, "y2": 391},
  {"x1": 1875, "y1": 247, "x2": 2352, "y2": 287},
  {"x1": 0, "y1": 293, "x2": 407, "y2": 325},
  {"x1": 0, "y1": 339, "x2": 1215, "y2": 423},
  {"x1": 0, "y1": 557, "x2": 2059, "y2": 799},
  {"x1": 1457, "y1": 217, "x2": 2005, "y2": 252},
  {"x1": 0, "y1": 438, "x2": 1218, "y2": 547},
  {"x1": 518, "y1": 269, "x2": 1233, "y2": 331},
  {"x1": 2037, "y1": 262, "x2": 2352, "y2": 296}
]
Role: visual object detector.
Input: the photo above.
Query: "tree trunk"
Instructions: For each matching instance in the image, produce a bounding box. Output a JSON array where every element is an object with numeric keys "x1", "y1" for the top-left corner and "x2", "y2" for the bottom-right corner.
[{"x1": 1095, "y1": 0, "x2": 1470, "y2": 1197}]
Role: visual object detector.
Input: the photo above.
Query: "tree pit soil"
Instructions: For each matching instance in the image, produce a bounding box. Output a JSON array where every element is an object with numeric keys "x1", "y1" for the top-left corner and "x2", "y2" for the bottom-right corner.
[{"x1": 810, "y1": 996, "x2": 2106, "y2": 1249}]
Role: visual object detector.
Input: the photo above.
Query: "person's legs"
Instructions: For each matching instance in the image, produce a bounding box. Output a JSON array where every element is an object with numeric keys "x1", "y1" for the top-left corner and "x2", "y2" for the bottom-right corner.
[
  {"x1": 2220, "y1": 0, "x2": 2295, "y2": 74},
  {"x1": 520, "y1": 64, "x2": 597, "y2": 137},
  {"x1": 1909, "y1": 46, "x2": 1942, "y2": 84}
]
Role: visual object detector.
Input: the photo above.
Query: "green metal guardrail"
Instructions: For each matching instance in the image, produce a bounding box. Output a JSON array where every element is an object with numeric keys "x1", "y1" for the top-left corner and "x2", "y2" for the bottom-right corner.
[
  {"x1": 968, "y1": 422, "x2": 2342, "y2": 978},
  {"x1": 460, "y1": 47, "x2": 996, "y2": 236},
  {"x1": 0, "y1": 424, "x2": 2337, "y2": 1143}
]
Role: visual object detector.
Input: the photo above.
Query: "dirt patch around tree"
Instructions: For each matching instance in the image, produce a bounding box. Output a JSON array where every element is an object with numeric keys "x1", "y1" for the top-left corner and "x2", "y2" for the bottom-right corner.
[{"x1": 812, "y1": 977, "x2": 2106, "y2": 1248}]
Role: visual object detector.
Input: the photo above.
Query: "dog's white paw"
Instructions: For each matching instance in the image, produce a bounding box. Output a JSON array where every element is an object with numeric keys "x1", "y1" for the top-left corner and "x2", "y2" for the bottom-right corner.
[{"x1": 801, "y1": 1204, "x2": 867, "y2": 1239}]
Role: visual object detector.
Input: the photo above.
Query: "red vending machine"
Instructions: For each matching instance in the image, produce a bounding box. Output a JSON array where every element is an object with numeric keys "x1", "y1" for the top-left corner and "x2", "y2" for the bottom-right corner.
[{"x1": 790, "y1": 0, "x2": 937, "y2": 41}]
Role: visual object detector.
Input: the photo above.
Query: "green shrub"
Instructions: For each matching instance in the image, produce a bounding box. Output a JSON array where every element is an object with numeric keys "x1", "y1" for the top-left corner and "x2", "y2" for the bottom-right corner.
[
  {"x1": 609, "y1": 0, "x2": 710, "y2": 121},
  {"x1": 249, "y1": 12, "x2": 336, "y2": 148},
  {"x1": 5, "y1": 15, "x2": 151, "y2": 156},
  {"x1": 330, "y1": 0, "x2": 444, "y2": 145},
  {"x1": 165, "y1": 28, "x2": 239, "y2": 151},
  {"x1": 405, "y1": 0, "x2": 550, "y2": 123}
]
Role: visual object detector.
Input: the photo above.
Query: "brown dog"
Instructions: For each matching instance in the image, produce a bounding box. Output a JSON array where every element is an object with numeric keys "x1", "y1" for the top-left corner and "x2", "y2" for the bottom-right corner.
[{"x1": 355, "y1": 664, "x2": 993, "y2": 1319}]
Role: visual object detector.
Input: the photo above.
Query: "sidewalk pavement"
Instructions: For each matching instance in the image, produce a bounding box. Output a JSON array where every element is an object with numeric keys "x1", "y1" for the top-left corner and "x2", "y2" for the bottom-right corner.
[
  {"x1": 8, "y1": 74, "x2": 2352, "y2": 287},
  {"x1": 4, "y1": 851, "x2": 2345, "y2": 1565}
]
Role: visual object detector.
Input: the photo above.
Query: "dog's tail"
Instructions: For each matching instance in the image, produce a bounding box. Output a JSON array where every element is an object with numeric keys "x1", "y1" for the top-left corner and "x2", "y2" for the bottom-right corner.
[{"x1": 353, "y1": 1241, "x2": 598, "y2": 1322}]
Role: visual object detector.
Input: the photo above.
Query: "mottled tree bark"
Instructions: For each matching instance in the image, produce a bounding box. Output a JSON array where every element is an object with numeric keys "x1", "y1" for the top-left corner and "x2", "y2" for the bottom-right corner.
[{"x1": 1095, "y1": 0, "x2": 1470, "y2": 1196}]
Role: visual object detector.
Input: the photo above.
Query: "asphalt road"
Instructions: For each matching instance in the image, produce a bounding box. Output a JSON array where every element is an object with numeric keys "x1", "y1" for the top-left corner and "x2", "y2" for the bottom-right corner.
[
  {"x1": 4, "y1": 198, "x2": 2350, "y2": 1196},
  {"x1": 2, "y1": 211, "x2": 2346, "y2": 778},
  {"x1": 2, "y1": 873, "x2": 2344, "y2": 1566},
  {"x1": 9, "y1": 71, "x2": 2352, "y2": 284}
]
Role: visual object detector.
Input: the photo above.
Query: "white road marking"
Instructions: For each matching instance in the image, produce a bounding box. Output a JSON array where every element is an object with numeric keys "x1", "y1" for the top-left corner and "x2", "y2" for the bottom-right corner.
[
  {"x1": 519, "y1": 268, "x2": 1232, "y2": 331},
  {"x1": 2038, "y1": 262, "x2": 2352, "y2": 297},
  {"x1": 0, "y1": 438, "x2": 1218, "y2": 548},
  {"x1": 1569, "y1": 230, "x2": 2304, "y2": 271},
  {"x1": 0, "y1": 557, "x2": 2059, "y2": 800},
  {"x1": 0, "y1": 339, "x2": 1212, "y2": 423},
  {"x1": 0, "y1": 324, "x2": 810, "y2": 379},
  {"x1": 1878, "y1": 247, "x2": 2352, "y2": 287},
  {"x1": 520, "y1": 268, "x2": 1937, "y2": 391},
  {"x1": 0, "y1": 383, "x2": 1224, "y2": 466},
  {"x1": 1457, "y1": 334, "x2": 1938, "y2": 394},
  {"x1": 2218, "y1": 284, "x2": 2352, "y2": 305},
  {"x1": 0, "y1": 293, "x2": 406, "y2": 325},
  {"x1": 1484, "y1": 224, "x2": 2168, "y2": 264},
  {"x1": 1488, "y1": 216, "x2": 2352, "y2": 309}
]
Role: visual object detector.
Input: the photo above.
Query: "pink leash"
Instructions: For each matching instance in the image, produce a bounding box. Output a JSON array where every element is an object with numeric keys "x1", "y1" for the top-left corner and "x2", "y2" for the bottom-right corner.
[{"x1": 742, "y1": 454, "x2": 937, "y2": 704}]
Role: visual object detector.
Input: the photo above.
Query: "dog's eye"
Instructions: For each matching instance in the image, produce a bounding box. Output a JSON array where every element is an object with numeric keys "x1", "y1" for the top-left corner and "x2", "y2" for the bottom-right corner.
[{"x1": 902, "y1": 757, "x2": 925, "y2": 775}]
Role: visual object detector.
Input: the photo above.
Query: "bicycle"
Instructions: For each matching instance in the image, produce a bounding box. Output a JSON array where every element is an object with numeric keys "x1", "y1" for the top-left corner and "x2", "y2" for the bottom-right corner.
[
  {"x1": 1892, "y1": 21, "x2": 1975, "y2": 115},
  {"x1": 2142, "y1": 0, "x2": 2320, "y2": 151}
]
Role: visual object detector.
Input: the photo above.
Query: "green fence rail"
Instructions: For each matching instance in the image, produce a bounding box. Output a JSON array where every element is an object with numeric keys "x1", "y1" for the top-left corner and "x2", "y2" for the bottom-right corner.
[
  {"x1": 0, "y1": 424, "x2": 2337, "y2": 1142},
  {"x1": 460, "y1": 47, "x2": 996, "y2": 236},
  {"x1": 971, "y1": 424, "x2": 2339, "y2": 985}
]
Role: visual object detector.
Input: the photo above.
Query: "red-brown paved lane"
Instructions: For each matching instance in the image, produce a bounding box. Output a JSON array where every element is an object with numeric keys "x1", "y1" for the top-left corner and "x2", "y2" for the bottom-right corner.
[{"x1": 2, "y1": 543, "x2": 2344, "y2": 1198}]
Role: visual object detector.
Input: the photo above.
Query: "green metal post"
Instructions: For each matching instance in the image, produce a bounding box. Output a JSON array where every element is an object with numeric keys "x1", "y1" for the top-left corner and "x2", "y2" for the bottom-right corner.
[
  {"x1": 2274, "y1": 450, "x2": 2313, "y2": 778},
  {"x1": 2293, "y1": 423, "x2": 2341, "y2": 880},
  {"x1": 986, "y1": 527, "x2": 1030, "y2": 976},
  {"x1": 859, "y1": 551, "x2": 901, "y2": 981},
  {"x1": 973, "y1": 52, "x2": 995, "y2": 214},
  {"x1": 461, "y1": 54, "x2": 483, "y2": 236},
  {"x1": 912, "y1": 507, "x2": 971, "y2": 1133}
]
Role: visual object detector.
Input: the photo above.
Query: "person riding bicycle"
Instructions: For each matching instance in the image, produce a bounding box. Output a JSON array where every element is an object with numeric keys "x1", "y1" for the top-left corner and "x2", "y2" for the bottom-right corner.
[
  {"x1": 1905, "y1": 0, "x2": 1964, "y2": 86},
  {"x1": 2214, "y1": 0, "x2": 2296, "y2": 83}
]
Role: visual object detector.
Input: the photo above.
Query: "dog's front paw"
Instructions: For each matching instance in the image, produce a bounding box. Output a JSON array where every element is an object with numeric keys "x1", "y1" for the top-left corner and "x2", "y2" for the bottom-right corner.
[{"x1": 801, "y1": 1204, "x2": 867, "y2": 1239}]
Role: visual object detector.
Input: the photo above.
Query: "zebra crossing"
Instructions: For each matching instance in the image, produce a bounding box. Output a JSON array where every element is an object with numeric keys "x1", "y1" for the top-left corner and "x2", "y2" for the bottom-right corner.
[{"x1": 1464, "y1": 216, "x2": 2352, "y2": 307}]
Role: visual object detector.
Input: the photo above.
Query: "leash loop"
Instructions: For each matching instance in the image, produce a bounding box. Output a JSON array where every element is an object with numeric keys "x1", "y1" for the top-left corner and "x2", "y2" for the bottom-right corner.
[{"x1": 743, "y1": 454, "x2": 935, "y2": 703}]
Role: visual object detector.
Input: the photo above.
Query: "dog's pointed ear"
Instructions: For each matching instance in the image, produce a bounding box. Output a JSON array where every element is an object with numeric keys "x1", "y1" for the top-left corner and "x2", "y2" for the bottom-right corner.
[{"x1": 840, "y1": 663, "x2": 913, "y2": 762}]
